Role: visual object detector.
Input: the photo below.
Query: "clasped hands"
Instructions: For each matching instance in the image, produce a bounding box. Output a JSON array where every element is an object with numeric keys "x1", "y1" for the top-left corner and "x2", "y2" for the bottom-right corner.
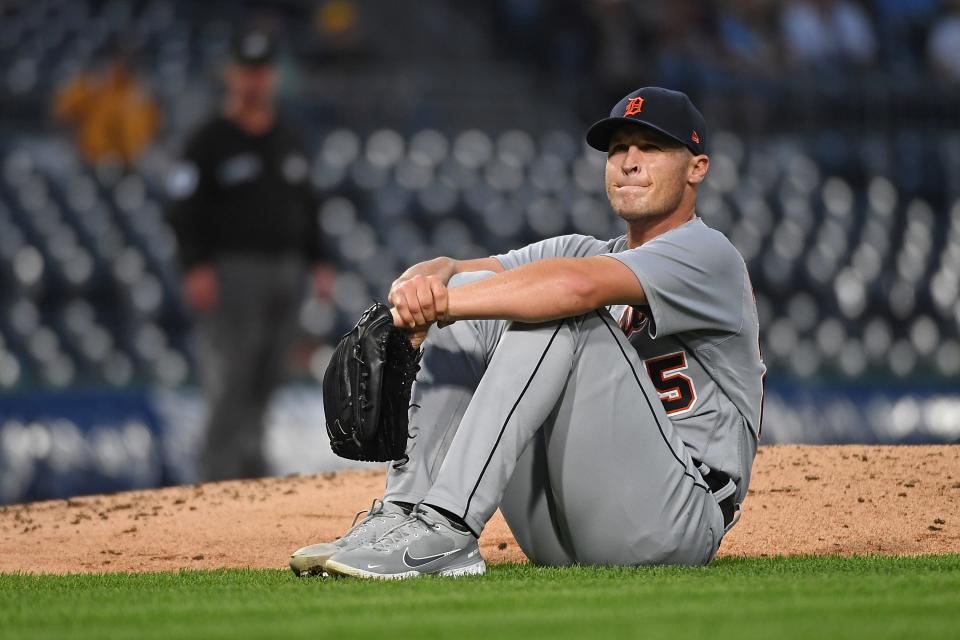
[{"x1": 387, "y1": 274, "x2": 451, "y2": 349}]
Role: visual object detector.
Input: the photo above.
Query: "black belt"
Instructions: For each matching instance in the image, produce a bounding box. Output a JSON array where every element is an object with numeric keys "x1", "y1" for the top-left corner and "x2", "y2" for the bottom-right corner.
[{"x1": 694, "y1": 460, "x2": 738, "y2": 530}]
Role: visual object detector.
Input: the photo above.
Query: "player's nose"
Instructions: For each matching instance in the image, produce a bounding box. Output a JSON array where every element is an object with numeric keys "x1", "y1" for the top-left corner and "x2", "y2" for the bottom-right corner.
[{"x1": 621, "y1": 146, "x2": 644, "y2": 175}]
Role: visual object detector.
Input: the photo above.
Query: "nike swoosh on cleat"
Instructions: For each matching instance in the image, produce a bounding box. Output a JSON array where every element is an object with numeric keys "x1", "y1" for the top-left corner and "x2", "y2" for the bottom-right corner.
[
  {"x1": 367, "y1": 564, "x2": 381, "y2": 569},
  {"x1": 402, "y1": 548, "x2": 460, "y2": 568}
]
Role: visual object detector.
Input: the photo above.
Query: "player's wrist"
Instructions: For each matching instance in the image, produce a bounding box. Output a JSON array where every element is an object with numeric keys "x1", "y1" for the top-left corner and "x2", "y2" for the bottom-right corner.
[
  {"x1": 444, "y1": 288, "x2": 465, "y2": 323},
  {"x1": 435, "y1": 257, "x2": 458, "y2": 283}
]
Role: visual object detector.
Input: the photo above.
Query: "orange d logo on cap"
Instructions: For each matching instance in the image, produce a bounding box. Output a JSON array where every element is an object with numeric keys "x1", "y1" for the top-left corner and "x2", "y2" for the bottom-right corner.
[{"x1": 624, "y1": 96, "x2": 645, "y2": 117}]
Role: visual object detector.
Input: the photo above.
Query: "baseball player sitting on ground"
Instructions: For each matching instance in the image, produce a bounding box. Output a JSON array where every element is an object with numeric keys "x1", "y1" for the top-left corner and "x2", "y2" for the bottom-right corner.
[{"x1": 291, "y1": 87, "x2": 765, "y2": 578}]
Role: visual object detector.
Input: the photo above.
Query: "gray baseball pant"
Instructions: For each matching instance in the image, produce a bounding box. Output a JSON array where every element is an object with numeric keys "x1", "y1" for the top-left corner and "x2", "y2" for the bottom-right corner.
[
  {"x1": 384, "y1": 271, "x2": 724, "y2": 566},
  {"x1": 197, "y1": 254, "x2": 305, "y2": 481}
]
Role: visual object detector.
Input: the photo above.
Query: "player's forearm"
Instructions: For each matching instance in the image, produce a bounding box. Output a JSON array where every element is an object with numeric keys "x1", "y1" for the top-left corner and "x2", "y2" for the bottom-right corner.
[
  {"x1": 444, "y1": 256, "x2": 646, "y2": 323},
  {"x1": 445, "y1": 259, "x2": 601, "y2": 323}
]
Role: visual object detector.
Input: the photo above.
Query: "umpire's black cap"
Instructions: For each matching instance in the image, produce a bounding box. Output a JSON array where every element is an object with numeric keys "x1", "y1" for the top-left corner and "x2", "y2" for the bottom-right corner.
[
  {"x1": 231, "y1": 30, "x2": 277, "y2": 66},
  {"x1": 586, "y1": 87, "x2": 707, "y2": 156}
]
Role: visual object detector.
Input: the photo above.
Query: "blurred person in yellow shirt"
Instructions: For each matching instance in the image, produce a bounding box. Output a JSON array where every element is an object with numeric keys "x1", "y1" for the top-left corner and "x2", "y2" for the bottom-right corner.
[{"x1": 54, "y1": 50, "x2": 159, "y2": 166}]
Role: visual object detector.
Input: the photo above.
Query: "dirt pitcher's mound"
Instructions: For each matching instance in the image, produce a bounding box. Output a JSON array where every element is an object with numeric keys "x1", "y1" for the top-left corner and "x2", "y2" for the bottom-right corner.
[{"x1": 1, "y1": 445, "x2": 958, "y2": 574}]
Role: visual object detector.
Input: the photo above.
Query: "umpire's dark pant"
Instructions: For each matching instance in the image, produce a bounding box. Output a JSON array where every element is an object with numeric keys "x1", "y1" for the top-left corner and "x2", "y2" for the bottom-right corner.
[{"x1": 197, "y1": 253, "x2": 305, "y2": 481}]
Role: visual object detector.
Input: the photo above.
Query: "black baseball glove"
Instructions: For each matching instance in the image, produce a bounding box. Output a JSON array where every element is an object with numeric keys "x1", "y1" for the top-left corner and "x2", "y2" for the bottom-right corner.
[{"x1": 322, "y1": 302, "x2": 422, "y2": 464}]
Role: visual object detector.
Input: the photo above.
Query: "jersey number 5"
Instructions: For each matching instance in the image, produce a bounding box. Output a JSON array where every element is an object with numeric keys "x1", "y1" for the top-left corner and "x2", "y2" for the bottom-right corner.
[{"x1": 645, "y1": 351, "x2": 697, "y2": 416}]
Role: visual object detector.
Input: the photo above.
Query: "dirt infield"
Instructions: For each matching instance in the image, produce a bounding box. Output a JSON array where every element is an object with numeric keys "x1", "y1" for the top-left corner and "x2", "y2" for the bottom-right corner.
[{"x1": 1, "y1": 444, "x2": 958, "y2": 574}]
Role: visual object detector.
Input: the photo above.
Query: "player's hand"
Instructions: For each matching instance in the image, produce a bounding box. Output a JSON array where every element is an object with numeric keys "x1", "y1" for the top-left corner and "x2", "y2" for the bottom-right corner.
[
  {"x1": 388, "y1": 309, "x2": 429, "y2": 349},
  {"x1": 388, "y1": 274, "x2": 449, "y2": 329},
  {"x1": 183, "y1": 266, "x2": 218, "y2": 312}
]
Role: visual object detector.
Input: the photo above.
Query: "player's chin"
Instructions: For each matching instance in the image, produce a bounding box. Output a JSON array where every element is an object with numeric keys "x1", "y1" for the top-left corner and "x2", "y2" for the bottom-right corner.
[
  {"x1": 611, "y1": 194, "x2": 651, "y2": 216},
  {"x1": 613, "y1": 205, "x2": 658, "y2": 223}
]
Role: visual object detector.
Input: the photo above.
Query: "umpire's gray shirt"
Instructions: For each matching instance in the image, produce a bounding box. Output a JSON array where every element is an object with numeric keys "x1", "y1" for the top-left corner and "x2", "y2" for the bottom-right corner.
[{"x1": 495, "y1": 217, "x2": 765, "y2": 504}]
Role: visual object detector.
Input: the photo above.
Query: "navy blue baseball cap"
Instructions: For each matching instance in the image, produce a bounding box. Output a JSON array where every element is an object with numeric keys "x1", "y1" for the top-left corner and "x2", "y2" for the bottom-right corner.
[{"x1": 586, "y1": 87, "x2": 707, "y2": 156}]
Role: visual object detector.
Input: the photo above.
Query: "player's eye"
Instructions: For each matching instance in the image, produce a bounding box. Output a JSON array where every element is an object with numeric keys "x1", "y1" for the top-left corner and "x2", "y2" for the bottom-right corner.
[{"x1": 609, "y1": 143, "x2": 628, "y2": 155}]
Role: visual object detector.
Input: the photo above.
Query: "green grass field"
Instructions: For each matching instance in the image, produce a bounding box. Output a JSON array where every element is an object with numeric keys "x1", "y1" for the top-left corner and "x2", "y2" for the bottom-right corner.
[{"x1": 2, "y1": 555, "x2": 959, "y2": 640}]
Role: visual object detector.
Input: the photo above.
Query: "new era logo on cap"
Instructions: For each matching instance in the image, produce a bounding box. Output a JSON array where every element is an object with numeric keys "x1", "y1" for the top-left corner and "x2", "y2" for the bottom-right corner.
[{"x1": 586, "y1": 87, "x2": 707, "y2": 156}]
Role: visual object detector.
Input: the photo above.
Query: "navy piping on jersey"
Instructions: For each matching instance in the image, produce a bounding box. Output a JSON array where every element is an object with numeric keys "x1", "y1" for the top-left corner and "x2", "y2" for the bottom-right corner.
[
  {"x1": 463, "y1": 320, "x2": 566, "y2": 522},
  {"x1": 594, "y1": 310, "x2": 709, "y2": 493}
]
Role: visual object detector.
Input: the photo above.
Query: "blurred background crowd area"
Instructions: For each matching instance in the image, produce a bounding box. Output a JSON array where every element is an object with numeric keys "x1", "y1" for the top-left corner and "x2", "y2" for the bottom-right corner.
[
  {"x1": 5, "y1": 0, "x2": 960, "y2": 129},
  {"x1": 1, "y1": 0, "x2": 959, "y2": 501}
]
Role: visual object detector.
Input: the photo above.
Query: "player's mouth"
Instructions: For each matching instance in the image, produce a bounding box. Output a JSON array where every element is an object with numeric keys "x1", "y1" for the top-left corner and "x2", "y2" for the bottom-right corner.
[{"x1": 615, "y1": 184, "x2": 650, "y2": 193}]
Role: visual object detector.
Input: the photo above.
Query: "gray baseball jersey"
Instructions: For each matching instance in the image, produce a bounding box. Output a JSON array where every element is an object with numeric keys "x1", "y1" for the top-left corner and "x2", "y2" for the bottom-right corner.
[{"x1": 495, "y1": 217, "x2": 765, "y2": 504}]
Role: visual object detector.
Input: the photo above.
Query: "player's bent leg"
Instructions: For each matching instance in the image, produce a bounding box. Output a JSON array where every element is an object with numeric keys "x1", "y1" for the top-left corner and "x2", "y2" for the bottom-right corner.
[
  {"x1": 421, "y1": 317, "x2": 579, "y2": 536},
  {"x1": 498, "y1": 430, "x2": 577, "y2": 566},
  {"x1": 543, "y1": 310, "x2": 723, "y2": 566},
  {"x1": 419, "y1": 310, "x2": 723, "y2": 567},
  {"x1": 383, "y1": 271, "x2": 508, "y2": 505},
  {"x1": 313, "y1": 272, "x2": 504, "y2": 579}
]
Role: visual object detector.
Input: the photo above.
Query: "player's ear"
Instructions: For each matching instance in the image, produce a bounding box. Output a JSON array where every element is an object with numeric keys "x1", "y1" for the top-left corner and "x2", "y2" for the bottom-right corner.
[{"x1": 687, "y1": 154, "x2": 709, "y2": 185}]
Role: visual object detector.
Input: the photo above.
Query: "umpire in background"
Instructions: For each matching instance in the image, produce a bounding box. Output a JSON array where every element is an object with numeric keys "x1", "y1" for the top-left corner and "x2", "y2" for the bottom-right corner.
[{"x1": 166, "y1": 30, "x2": 330, "y2": 481}]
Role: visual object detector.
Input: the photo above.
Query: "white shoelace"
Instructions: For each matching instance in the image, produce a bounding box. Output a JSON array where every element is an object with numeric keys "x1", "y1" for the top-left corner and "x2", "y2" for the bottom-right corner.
[
  {"x1": 341, "y1": 498, "x2": 398, "y2": 542},
  {"x1": 370, "y1": 509, "x2": 440, "y2": 552}
]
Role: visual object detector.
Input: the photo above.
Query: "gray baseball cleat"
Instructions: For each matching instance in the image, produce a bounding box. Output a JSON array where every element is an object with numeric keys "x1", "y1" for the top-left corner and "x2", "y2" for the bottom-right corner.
[
  {"x1": 288, "y1": 498, "x2": 407, "y2": 577},
  {"x1": 324, "y1": 504, "x2": 485, "y2": 580}
]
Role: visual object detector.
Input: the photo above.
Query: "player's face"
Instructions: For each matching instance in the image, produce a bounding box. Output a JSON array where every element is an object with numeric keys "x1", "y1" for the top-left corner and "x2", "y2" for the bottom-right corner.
[
  {"x1": 226, "y1": 64, "x2": 277, "y2": 108},
  {"x1": 605, "y1": 126, "x2": 693, "y2": 222}
]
